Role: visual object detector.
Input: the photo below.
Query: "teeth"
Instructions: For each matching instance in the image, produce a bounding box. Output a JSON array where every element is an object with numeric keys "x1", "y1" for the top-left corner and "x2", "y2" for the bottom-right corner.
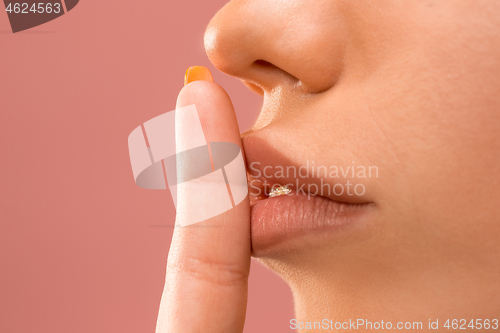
[{"x1": 268, "y1": 186, "x2": 291, "y2": 198}]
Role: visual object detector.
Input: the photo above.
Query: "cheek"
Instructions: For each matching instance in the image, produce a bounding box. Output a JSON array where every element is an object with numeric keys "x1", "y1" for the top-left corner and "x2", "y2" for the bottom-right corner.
[
  {"x1": 355, "y1": 31, "x2": 500, "y2": 255},
  {"x1": 335, "y1": 0, "x2": 500, "y2": 228}
]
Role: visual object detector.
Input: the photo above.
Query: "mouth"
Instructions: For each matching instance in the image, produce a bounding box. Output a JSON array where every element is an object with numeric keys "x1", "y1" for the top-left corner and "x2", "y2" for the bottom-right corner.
[{"x1": 242, "y1": 133, "x2": 376, "y2": 256}]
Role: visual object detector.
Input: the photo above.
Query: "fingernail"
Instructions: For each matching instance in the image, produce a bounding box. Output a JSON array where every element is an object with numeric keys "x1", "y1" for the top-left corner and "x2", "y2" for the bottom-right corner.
[{"x1": 184, "y1": 66, "x2": 214, "y2": 86}]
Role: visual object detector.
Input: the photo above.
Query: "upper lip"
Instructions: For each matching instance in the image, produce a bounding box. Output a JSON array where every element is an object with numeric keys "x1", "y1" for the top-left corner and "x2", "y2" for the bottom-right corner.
[{"x1": 242, "y1": 133, "x2": 374, "y2": 206}]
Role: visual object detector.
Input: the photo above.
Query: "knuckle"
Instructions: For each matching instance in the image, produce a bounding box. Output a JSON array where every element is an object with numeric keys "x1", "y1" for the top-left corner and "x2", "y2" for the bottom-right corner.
[{"x1": 167, "y1": 255, "x2": 248, "y2": 287}]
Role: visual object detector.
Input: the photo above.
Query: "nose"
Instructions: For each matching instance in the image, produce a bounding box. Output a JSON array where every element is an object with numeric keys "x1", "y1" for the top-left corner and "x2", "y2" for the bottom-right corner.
[{"x1": 204, "y1": 0, "x2": 347, "y2": 95}]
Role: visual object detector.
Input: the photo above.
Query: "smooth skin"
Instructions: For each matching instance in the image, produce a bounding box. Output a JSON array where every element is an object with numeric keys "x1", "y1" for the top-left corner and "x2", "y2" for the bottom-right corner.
[{"x1": 158, "y1": 0, "x2": 500, "y2": 332}]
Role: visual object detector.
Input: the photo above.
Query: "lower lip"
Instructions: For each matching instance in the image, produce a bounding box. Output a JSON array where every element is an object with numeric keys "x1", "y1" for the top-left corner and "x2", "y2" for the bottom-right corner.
[{"x1": 250, "y1": 191, "x2": 373, "y2": 255}]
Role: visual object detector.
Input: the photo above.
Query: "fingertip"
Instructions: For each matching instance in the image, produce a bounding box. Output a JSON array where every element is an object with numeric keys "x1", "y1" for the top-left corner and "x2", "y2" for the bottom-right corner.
[
  {"x1": 184, "y1": 66, "x2": 214, "y2": 86},
  {"x1": 176, "y1": 80, "x2": 242, "y2": 146}
]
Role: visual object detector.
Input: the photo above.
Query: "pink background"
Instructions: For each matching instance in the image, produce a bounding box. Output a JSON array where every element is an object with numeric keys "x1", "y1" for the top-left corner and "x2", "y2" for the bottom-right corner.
[{"x1": 0, "y1": 1, "x2": 294, "y2": 332}]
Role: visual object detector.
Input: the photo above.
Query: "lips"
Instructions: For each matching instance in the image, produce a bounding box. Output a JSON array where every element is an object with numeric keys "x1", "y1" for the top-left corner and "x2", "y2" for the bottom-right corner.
[{"x1": 242, "y1": 131, "x2": 375, "y2": 255}]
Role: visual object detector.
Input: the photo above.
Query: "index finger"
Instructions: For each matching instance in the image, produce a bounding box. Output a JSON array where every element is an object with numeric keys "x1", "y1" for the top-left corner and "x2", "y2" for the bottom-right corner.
[{"x1": 155, "y1": 67, "x2": 251, "y2": 333}]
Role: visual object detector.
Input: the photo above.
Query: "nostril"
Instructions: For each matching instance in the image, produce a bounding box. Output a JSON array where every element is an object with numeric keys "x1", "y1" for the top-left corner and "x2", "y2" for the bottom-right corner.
[
  {"x1": 252, "y1": 59, "x2": 300, "y2": 86},
  {"x1": 253, "y1": 60, "x2": 277, "y2": 69}
]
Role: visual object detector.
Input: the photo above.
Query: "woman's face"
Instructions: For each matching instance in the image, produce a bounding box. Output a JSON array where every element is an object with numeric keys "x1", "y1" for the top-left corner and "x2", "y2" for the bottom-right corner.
[{"x1": 205, "y1": 0, "x2": 500, "y2": 322}]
